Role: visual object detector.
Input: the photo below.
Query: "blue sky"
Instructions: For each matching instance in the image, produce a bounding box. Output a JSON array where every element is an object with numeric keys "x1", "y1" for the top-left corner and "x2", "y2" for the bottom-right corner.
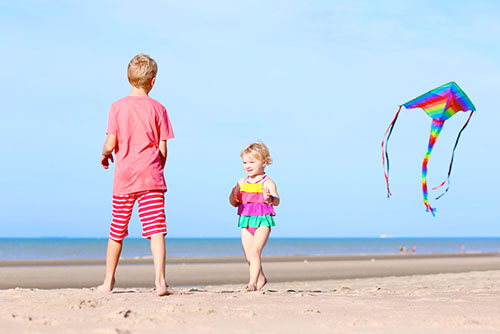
[{"x1": 0, "y1": 1, "x2": 499, "y2": 238}]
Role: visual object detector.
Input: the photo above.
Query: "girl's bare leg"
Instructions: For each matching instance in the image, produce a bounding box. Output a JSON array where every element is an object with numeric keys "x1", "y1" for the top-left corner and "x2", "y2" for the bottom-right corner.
[
  {"x1": 241, "y1": 227, "x2": 270, "y2": 291},
  {"x1": 252, "y1": 227, "x2": 270, "y2": 290},
  {"x1": 240, "y1": 228, "x2": 253, "y2": 289},
  {"x1": 241, "y1": 228, "x2": 269, "y2": 290},
  {"x1": 150, "y1": 234, "x2": 174, "y2": 296},
  {"x1": 97, "y1": 238, "x2": 123, "y2": 293}
]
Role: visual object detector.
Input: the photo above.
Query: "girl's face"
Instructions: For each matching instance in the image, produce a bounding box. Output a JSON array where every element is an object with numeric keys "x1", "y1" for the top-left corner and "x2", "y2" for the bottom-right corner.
[{"x1": 242, "y1": 154, "x2": 267, "y2": 178}]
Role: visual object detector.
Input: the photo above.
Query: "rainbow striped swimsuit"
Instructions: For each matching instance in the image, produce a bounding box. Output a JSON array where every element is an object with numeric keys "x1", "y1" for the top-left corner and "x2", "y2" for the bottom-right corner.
[{"x1": 237, "y1": 175, "x2": 276, "y2": 229}]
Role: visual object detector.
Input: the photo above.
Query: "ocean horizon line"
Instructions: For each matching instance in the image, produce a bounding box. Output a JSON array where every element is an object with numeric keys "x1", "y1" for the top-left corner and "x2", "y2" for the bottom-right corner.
[{"x1": 1, "y1": 236, "x2": 499, "y2": 261}]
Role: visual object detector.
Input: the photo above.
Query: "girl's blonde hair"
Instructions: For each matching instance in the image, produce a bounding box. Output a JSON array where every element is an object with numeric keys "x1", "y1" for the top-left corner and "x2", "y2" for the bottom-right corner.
[
  {"x1": 241, "y1": 142, "x2": 273, "y2": 165},
  {"x1": 127, "y1": 54, "x2": 158, "y2": 89}
]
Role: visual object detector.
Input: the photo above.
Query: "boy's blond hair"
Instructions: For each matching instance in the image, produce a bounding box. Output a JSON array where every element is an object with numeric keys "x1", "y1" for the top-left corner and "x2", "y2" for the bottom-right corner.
[
  {"x1": 127, "y1": 54, "x2": 158, "y2": 89},
  {"x1": 241, "y1": 142, "x2": 273, "y2": 165}
]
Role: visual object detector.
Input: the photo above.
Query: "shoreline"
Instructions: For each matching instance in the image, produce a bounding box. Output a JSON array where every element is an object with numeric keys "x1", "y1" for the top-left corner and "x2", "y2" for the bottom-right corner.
[
  {"x1": 1, "y1": 251, "x2": 498, "y2": 267},
  {"x1": 1, "y1": 252, "x2": 499, "y2": 289}
]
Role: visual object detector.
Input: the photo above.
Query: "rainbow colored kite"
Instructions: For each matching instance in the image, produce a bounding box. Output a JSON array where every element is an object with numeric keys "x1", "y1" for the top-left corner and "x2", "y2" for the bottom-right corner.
[{"x1": 381, "y1": 82, "x2": 475, "y2": 216}]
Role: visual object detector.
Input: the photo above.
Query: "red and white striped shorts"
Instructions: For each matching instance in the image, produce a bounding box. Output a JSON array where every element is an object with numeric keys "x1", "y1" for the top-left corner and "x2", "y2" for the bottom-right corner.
[{"x1": 109, "y1": 191, "x2": 167, "y2": 241}]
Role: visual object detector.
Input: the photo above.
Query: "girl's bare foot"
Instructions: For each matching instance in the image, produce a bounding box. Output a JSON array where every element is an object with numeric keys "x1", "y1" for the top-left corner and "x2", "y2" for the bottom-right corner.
[
  {"x1": 256, "y1": 277, "x2": 268, "y2": 290},
  {"x1": 156, "y1": 284, "x2": 175, "y2": 297},
  {"x1": 97, "y1": 278, "x2": 115, "y2": 294},
  {"x1": 245, "y1": 284, "x2": 257, "y2": 292}
]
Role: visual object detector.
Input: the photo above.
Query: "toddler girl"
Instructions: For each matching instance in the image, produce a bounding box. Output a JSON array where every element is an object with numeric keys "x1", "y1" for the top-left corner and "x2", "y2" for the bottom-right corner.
[{"x1": 229, "y1": 142, "x2": 280, "y2": 291}]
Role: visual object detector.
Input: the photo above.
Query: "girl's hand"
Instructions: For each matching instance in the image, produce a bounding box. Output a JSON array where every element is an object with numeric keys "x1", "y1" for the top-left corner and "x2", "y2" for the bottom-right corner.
[
  {"x1": 263, "y1": 188, "x2": 273, "y2": 204},
  {"x1": 263, "y1": 178, "x2": 280, "y2": 206},
  {"x1": 231, "y1": 186, "x2": 239, "y2": 201},
  {"x1": 229, "y1": 186, "x2": 240, "y2": 207}
]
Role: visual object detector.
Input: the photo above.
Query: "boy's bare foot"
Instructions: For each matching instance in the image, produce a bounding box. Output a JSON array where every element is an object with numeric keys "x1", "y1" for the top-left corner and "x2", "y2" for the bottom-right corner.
[
  {"x1": 97, "y1": 278, "x2": 115, "y2": 294},
  {"x1": 156, "y1": 284, "x2": 175, "y2": 297},
  {"x1": 256, "y1": 277, "x2": 268, "y2": 290}
]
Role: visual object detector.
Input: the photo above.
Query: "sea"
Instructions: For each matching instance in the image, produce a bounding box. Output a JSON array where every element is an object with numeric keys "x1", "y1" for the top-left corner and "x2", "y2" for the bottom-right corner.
[{"x1": 1, "y1": 237, "x2": 500, "y2": 261}]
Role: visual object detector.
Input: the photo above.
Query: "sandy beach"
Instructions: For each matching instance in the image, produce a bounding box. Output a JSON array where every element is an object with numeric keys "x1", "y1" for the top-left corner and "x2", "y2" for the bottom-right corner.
[{"x1": 1, "y1": 253, "x2": 500, "y2": 333}]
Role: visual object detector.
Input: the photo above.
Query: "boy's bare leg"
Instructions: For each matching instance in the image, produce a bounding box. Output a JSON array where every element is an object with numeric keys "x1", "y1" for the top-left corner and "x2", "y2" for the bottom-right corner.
[
  {"x1": 97, "y1": 238, "x2": 123, "y2": 293},
  {"x1": 150, "y1": 234, "x2": 174, "y2": 296}
]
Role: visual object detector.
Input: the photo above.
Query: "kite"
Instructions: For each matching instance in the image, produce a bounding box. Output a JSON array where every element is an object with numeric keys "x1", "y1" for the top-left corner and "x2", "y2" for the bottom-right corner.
[{"x1": 381, "y1": 82, "x2": 475, "y2": 216}]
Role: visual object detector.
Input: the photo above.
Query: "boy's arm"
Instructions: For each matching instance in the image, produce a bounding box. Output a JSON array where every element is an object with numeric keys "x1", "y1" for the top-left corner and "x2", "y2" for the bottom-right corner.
[
  {"x1": 159, "y1": 140, "x2": 167, "y2": 169},
  {"x1": 101, "y1": 134, "x2": 117, "y2": 169}
]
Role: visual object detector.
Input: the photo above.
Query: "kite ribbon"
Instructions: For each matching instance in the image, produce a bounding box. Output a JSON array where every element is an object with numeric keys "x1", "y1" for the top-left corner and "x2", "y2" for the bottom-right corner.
[
  {"x1": 381, "y1": 105, "x2": 402, "y2": 198},
  {"x1": 433, "y1": 111, "x2": 474, "y2": 200},
  {"x1": 422, "y1": 119, "x2": 445, "y2": 216}
]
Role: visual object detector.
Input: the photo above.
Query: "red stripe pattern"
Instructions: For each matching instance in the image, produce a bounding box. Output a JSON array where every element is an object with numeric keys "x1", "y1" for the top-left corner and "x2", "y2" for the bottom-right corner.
[{"x1": 109, "y1": 191, "x2": 167, "y2": 241}]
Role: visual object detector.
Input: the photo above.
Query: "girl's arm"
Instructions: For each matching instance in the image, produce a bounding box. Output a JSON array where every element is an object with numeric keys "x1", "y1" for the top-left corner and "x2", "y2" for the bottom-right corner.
[
  {"x1": 229, "y1": 178, "x2": 244, "y2": 207},
  {"x1": 263, "y1": 179, "x2": 280, "y2": 206},
  {"x1": 101, "y1": 134, "x2": 117, "y2": 169},
  {"x1": 159, "y1": 140, "x2": 167, "y2": 169}
]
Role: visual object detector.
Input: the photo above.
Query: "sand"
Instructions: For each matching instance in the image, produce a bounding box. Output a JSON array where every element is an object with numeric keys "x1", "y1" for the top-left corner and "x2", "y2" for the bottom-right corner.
[{"x1": 1, "y1": 253, "x2": 500, "y2": 333}]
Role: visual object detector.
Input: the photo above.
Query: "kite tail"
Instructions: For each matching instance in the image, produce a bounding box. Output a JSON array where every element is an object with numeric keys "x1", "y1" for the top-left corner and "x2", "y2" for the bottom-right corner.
[
  {"x1": 381, "y1": 106, "x2": 402, "y2": 198},
  {"x1": 422, "y1": 119, "x2": 445, "y2": 216},
  {"x1": 433, "y1": 111, "x2": 474, "y2": 200}
]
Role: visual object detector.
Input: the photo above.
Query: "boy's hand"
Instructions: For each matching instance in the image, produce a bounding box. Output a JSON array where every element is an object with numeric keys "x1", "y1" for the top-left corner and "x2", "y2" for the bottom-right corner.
[{"x1": 101, "y1": 154, "x2": 114, "y2": 169}]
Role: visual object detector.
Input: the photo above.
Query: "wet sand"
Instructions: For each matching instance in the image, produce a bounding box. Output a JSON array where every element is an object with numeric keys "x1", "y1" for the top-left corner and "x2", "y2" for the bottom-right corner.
[{"x1": 0, "y1": 252, "x2": 499, "y2": 289}]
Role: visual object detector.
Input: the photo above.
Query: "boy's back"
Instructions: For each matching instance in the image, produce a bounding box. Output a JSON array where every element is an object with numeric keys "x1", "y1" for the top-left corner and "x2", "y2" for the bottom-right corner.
[
  {"x1": 107, "y1": 96, "x2": 174, "y2": 195},
  {"x1": 98, "y1": 54, "x2": 174, "y2": 296}
]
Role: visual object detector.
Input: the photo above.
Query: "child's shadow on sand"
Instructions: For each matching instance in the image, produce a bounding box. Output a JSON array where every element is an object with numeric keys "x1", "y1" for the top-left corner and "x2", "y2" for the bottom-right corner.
[{"x1": 111, "y1": 289, "x2": 140, "y2": 294}]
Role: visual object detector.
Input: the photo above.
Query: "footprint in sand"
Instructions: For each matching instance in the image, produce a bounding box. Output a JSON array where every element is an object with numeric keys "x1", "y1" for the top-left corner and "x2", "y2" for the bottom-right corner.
[
  {"x1": 350, "y1": 318, "x2": 382, "y2": 327},
  {"x1": 117, "y1": 309, "x2": 136, "y2": 318},
  {"x1": 302, "y1": 309, "x2": 321, "y2": 314},
  {"x1": 163, "y1": 304, "x2": 185, "y2": 313},
  {"x1": 329, "y1": 286, "x2": 353, "y2": 294},
  {"x1": 71, "y1": 299, "x2": 102, "y2": 309},
  {"x1": 362, "y1": 287, "x2": 392, "y2": 295},
  {"x1": 96, "y1": 327, "x2": 131, "y2": 334},
  {"x1": 197, "y1": 307, "x2": 216, "y2": 315},
  {"x1": 8, "y1": 313, "x2": 34, "y2": 322},
  {"x1": 114, "y1": 329, "x2": 132, "y2": 334},
  {"x1": 454, "y1": 317, "x2": 481, "y2": 326}
]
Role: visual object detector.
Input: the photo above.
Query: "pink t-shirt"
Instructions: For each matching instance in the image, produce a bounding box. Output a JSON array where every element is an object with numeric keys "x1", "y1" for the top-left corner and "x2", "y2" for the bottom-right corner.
[{"x1": 106, "y1": 96, "x2": 174, "y2": 195}]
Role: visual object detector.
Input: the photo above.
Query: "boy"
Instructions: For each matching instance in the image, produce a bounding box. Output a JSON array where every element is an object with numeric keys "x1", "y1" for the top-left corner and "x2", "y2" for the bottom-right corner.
[{"x1": 98, "y1": 54, "x2": 174, "y2": 296}]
